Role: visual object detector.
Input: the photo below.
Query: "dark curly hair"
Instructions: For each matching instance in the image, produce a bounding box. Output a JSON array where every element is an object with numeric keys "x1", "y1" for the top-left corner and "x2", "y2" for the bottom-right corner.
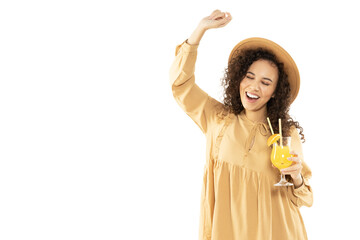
[{"x1": 219, "y1": 47, "x2": 305, "y2": 142}]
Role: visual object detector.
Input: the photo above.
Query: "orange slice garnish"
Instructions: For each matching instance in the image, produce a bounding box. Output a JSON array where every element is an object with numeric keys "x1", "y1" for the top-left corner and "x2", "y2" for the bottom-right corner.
[{"x1": 267, "y1": 134, "x2": 281, "y2": 146}]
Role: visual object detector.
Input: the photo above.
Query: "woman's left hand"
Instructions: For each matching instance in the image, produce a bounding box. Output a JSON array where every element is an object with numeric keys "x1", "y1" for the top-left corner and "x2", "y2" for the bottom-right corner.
[{"x1": 281, "y1": 150, "x2": 303, "y2": 181}]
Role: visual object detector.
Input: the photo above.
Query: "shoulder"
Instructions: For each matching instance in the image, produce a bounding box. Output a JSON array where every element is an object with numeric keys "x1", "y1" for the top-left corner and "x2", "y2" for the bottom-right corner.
[
  {"x1": 289, "y1": 125, "x2": 304, "y2": 151},
  {"x1": 211, "y1": 100, "x2": 234, "y2": 125},
  {"x1": 290, "y1": 124, "x2": 297, "y2": 133},
  {"x1": 290, "y1": 125, "x2": 300, "y2": 138},
  {"x1": 204, "y1": 96, "x2": 236, "y2": 136}
]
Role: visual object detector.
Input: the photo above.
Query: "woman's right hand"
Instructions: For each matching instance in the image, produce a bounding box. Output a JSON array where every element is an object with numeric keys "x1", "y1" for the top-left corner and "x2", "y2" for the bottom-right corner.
[
  {"x1": 187, "y1": 10, "x2": 232, "y2": 45},
  {"x1": 199, "y1": 10, "x2": 232, "y2": 31}
]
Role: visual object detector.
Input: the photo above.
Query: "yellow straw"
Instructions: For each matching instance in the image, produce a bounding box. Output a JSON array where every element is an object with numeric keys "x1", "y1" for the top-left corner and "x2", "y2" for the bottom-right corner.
[
  {"x1": 279, "y1": 118, "x2": 283, "y2": 147},
  {"x1": 267, "y1": 117, "x2": 274, "y2": 135}
]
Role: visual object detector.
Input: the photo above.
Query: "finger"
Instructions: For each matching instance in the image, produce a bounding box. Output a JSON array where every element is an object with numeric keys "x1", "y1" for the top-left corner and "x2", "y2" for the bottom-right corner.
[
  {"x1": 223, "y1": 12, "x2": 232, "y2": 21},
  {"x1": 281, "y1": 164, "x2": 302, "y2": 171},
  {"x1": 218, "y1": 19, "x2": 231, "y2": 28},
  {"x1": 290, "y1": 150, "x2": 298, "y2": 156},
  {"x1": 287, "y1": 156, "x2": 301, "y2": 163},
  {"x1": 209, "y1": 10, "x2": 221, "y2": 18},
  {"x1": 271, "y1": 164, "x2": 276, "y2": 168},
  {"x1": 212, "y1": 12, "x2": 226, "y2": 20},
  {"x1": 208, "y1": 10, "x2": 221, "y2": 20},
  {"x1": 226, "y1": 12, "x2": 232, "y2": 19},
  {"x1": 218, "y1": 15, "x2": 231, "y2": 26},
  {"x1": 281, "y1": 165, "x2": 302, "y2": 173},
  {"x1": 281, "y1": 170, "x2": 301, "y2": 176}
]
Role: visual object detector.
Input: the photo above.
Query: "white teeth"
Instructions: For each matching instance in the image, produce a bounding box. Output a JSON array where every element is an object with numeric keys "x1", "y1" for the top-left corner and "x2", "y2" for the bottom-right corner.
[{"x1": 246, "y1": 92, "x2": 259, "y2": 99}]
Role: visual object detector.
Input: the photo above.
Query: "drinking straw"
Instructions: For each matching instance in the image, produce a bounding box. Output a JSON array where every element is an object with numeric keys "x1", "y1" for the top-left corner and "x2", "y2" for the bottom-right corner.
[
  {"x1": 279, "y1": 118, "x2": 283, "y2": 147},
  {"x1": 266, "y1": 117, "x2": 274, "y2": 135}
]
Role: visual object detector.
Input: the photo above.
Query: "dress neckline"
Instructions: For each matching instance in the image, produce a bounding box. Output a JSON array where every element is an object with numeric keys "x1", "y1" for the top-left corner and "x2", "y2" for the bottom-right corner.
[
  {"x1": 239, "y1": 110, "x2": 267, "y2": 125},
  {"x1": 237, "y1": 110, "x2": 271, "y2": 152}
]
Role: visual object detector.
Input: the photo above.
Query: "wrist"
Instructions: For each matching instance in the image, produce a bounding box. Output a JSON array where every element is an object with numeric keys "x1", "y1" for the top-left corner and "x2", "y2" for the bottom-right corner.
[
  {"x1": 196, "y1": 23, "x2": 208, "y2": 34},
  {"x1": 188, "y1": 25, "x2": 206, "y2": 45},
  {"x1": 293, "y1": 174, "x2": 303, "y2": 188}
]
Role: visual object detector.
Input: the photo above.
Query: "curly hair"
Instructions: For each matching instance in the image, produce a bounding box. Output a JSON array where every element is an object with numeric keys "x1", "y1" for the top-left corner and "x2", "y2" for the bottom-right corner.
[{"x1": 219, "y1": 47, "x2": 305, "y2": 142}]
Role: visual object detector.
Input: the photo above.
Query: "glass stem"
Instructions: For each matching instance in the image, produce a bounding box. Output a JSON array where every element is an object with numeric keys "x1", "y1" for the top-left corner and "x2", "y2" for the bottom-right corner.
[{"x1": 281, "y1": 173, "x2": 286, "y2": 182}]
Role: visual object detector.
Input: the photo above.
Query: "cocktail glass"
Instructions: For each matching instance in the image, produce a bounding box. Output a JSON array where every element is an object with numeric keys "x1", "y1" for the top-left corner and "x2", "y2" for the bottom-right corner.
[{"x1": 271, "y1": 136, "x2": 294, "y2": 187}]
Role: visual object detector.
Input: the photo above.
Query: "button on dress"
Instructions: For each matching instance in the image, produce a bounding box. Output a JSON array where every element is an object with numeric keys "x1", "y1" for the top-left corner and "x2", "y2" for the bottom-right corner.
[{"x1": 169, "y1": 39, "x2": 313, "y2": 240}]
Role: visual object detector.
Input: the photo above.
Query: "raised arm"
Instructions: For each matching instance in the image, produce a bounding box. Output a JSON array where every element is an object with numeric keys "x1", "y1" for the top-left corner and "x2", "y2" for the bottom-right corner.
[{"x1": 169, "y1": 10, "x2": 232, "y2": 135}]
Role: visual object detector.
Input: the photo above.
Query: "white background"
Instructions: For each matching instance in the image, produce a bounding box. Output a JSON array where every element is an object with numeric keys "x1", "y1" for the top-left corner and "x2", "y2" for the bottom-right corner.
[{"x1": 1, "y1": 0, "x2": 359, "y2": 239}]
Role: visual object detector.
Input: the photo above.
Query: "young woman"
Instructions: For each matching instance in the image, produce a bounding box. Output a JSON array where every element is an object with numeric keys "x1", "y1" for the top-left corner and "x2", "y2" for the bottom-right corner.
[{"x1": 169, "y1": 10, "x2": 313, "y2": 240}]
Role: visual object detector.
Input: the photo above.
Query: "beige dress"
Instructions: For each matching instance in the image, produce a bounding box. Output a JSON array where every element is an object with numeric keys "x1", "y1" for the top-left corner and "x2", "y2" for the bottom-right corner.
[{"x1": 169, "y1": 39, "x2": 313, "y2": 240}]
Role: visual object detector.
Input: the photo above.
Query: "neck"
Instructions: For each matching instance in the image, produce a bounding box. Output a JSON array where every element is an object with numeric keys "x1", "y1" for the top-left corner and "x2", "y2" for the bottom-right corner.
[{"x1": 244, "y1": 107, "x2": 267, "y2": 123}]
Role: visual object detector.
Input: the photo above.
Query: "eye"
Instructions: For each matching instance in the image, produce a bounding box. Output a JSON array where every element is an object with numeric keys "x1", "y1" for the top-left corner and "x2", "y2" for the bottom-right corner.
[
  {"x1": 262, "y1": 82, "x2": 270, "y2": 86},
  {"x1": 246, "y1": 75, "x2": 254, "y2": 79}
]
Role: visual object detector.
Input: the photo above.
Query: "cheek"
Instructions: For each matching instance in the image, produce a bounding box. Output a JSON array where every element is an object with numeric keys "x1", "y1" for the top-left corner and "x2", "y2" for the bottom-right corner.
[
  {"x1": 239, "y1": 83, "x2": 243, "y2": 93},
  {"x1": 262, "y1": 86, "x2": 276, "y2": 99},
  {"x1": 268, "y1": 87, "x2": 275, "y2": 98},
  {"x1": 239, "y1": 80, "x2": 247, "y2": 92}
]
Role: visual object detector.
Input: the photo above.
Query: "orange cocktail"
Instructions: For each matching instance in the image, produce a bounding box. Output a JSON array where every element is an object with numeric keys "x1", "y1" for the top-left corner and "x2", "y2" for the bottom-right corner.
[
  {"x1": 271, "y1": 143, "x2": 293, "y2": 170},
  {"x1": 267, "y1": 118, "x2": 294, "y2": 186},
  {"x1": 270, "y1": 136, "x2": 294, "y2": 186}
]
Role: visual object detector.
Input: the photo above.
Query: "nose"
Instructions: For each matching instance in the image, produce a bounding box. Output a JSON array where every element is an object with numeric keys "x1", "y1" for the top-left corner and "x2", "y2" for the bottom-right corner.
[{"x1": 249, "y1": 81, "x2": 260, "y2": 92}]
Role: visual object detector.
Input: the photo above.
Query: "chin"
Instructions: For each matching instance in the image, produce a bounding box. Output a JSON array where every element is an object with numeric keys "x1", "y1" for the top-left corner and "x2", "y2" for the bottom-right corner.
[{"x1": 243, "y1": 103, "x2": 266, "y2": 112}]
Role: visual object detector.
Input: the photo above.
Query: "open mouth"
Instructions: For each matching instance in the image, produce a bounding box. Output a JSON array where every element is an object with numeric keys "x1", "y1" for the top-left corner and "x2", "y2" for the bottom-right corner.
[{"x1": 245, "y1": 91, "x2": 260, "y2": 102}]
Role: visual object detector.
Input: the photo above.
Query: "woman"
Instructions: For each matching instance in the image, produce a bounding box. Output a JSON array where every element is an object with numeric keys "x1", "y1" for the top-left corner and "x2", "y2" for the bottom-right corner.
[{"x1": 169, "y1": 10, "x2": 313, "y2": 240}]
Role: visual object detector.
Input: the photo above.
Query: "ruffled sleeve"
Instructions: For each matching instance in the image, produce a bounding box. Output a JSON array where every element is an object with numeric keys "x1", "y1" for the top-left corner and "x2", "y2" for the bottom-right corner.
[
  {"x1": 169, "y1": 39, "x2": 224, "y2": 135},
  {"x1": 286, "y1": 126, "x2": 314, "y2": 208}
]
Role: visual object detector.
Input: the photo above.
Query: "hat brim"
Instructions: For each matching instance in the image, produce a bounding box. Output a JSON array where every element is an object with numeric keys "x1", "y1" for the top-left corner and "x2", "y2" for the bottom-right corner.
[{"x1": 228, "y1": 37, "x2": 300, "y2": 104}]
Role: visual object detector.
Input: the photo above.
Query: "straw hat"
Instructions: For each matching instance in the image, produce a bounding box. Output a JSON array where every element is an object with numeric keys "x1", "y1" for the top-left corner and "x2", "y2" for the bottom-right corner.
[{"x1": 228, "y1": 37, "x2": 300, "y2": 104}]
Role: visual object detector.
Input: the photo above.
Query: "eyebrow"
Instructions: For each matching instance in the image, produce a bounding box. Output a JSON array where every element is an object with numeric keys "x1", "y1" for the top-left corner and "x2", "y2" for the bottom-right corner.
[{"x1": 247, "y1": 71, "x2": 273, "y2": 82}]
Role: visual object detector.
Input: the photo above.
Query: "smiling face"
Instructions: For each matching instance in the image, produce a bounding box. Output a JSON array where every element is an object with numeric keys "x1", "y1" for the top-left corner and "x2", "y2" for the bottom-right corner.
[{"x1": 239, "y1": 59, "x2": 279, "y2": 113}]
